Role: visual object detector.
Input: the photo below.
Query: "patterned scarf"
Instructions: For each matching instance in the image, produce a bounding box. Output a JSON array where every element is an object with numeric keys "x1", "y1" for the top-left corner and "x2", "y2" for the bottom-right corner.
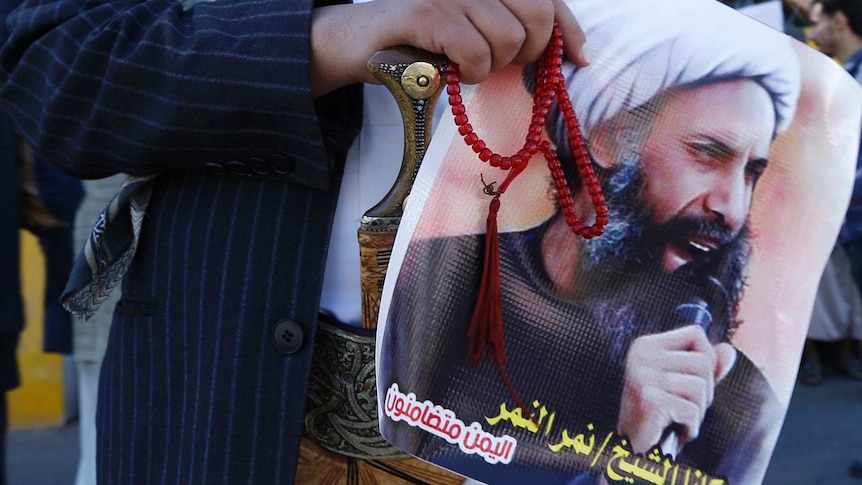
[{"x1": 60, "y1": 175, "x2": 155, "y2": 320}]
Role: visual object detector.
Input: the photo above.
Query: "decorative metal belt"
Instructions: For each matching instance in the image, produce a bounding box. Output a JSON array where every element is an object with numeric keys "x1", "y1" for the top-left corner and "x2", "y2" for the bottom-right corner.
[
  {"x1": 303, "y1": 316, "x2": 407, "y2": 459},
  {"x1": 300, "y1": 318, "x2": 463, "y2": 484}
]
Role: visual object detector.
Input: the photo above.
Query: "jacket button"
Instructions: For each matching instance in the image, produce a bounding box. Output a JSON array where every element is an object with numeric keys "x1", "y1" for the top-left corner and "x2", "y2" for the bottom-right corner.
[
  {"x1": 204, "y1": 162, "x2": 225, "y2": 176},
  {"x1": 249, "y1": 157, "x2": 270, "y2": 175},
  {"x1": 226, "y1": 160, "x2": 251, "y2": 176},
  {"x1": 272, "y1": 319, "x2": 304, "y2": 354},
  {"x1": 271, "y1": 153, "x2": 294, "y2": 175}
]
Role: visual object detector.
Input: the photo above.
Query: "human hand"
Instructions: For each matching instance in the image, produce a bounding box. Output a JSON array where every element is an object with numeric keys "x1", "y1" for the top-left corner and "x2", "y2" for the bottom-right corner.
[
  {"x1": 310, "y1": 0, "x2": 588, "y2": 96},
  {"x1": 616, "y1": 325, "x2": 737, "y2": 456}
]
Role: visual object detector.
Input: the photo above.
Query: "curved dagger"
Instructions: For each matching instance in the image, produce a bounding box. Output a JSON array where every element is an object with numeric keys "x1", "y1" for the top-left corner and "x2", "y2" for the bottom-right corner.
[{"x1": 359, "y1": 47, "x2": 447, "y2": 329}]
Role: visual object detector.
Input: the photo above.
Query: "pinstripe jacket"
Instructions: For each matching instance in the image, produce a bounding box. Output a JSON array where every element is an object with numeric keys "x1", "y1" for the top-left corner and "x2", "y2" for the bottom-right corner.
[{"x1": 0, "y1": 0, "x2": 362, "y2": 482}]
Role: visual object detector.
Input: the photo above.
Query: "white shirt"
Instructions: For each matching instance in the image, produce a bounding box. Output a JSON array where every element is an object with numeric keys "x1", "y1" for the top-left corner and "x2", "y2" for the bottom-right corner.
[{"x1": 319, "y1": 83, "x2": 406, "y2": 325}]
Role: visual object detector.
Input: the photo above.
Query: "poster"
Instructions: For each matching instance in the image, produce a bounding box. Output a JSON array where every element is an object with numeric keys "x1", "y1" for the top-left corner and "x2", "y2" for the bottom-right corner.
[
  {"x1": 376, "y1": 0, "x2": 862, "y2": 483},
  {"x1": 739, "y1": 1, "x2": 785, "y2": 31}
]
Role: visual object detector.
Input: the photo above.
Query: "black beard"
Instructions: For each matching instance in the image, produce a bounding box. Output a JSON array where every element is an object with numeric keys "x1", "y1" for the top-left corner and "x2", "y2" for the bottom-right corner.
[{"x1": 565, "y1": 157, "x2": 751, "y2": 361}]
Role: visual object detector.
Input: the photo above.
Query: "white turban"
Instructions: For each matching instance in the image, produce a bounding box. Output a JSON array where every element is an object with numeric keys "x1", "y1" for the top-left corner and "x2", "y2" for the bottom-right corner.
[{"x1": 562, "y1": 0, "x2": 801, "y2": 137}]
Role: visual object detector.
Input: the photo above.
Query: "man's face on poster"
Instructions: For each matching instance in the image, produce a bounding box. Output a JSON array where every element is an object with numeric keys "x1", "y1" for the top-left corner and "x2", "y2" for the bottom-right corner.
[
  {"x1": 576, "y1": 79, "x2": 776, "y2": 327},
  {"x1": 633, "y1": 79, "x2": 774, "y2": 273}
]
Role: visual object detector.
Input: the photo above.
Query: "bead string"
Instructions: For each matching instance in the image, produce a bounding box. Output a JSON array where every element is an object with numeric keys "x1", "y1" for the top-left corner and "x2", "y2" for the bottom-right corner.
[
  {"x1": 445, "y1": 23, "x2": 608, "y2": 429},
  {"x1": 444, "y1": 23, "x2": 608, "y2": 239}
]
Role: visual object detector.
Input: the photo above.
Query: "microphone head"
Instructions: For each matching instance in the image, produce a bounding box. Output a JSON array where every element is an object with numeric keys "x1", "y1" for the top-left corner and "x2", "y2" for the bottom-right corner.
[{"x1": 675, "y1": 298, "x2": 713, "y2": 330}]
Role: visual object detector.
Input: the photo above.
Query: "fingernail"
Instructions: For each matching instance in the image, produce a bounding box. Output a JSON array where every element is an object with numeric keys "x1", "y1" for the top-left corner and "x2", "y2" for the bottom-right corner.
[{"x1": 581, "y1": 43, "x2": 591, "y2": 65}]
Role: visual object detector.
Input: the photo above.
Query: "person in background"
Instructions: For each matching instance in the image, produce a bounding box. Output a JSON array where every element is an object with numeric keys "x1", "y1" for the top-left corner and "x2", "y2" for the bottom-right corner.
[
  {"x1": 798, "y1": 244, "x2": 862, "y2": 386},
  {"x1": 0, "y1": 0, "x2": 25, "y2": 481},
  {"x1": 32, "y1": 156, "x2": 84, "y2": 357},
  {"x1": 0, "y1": 114, "x2": 23, "y2": 485},
  {"x1": 31, "y1": 155, "x2": 85, "y2": 428},
  {"x1": 806, "y1": 0, "x2": 862, "y2": 477},
  {"x1": 18, "y1": 138, "x2": 84, "y2": 427}
]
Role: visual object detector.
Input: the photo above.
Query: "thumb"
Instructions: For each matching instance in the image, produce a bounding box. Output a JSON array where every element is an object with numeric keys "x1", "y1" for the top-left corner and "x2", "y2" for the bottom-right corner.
[
  {"x1": 714, "y1": 343, "x2": 738, "y2": 384},
  {"x1": 552, "y1": 0, "x2": 589, "y2": 66}
]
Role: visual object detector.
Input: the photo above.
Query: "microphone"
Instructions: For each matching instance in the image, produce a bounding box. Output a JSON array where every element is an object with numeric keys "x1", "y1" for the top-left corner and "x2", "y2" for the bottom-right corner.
[
  {"x1": 675, "y1": 297, "x2": 713, "y2": 331},
  {"x1": 658, "y1": 297, "x2": 714, "y2": 457}
]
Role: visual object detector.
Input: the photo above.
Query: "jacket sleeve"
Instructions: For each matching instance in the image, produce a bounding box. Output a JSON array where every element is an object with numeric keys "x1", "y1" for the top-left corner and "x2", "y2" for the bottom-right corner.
[{"x1": 0, "y1": 0, "x2": 353, "y2": 189}]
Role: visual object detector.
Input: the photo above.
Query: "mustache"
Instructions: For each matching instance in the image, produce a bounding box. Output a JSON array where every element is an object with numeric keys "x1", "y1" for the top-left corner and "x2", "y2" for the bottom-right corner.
[
  {"x1": 645, "y1": 214, "x2": 739, "y2": 267},
  {"x1": 654, "y1": 216, "x2": 735, "y2": 244}
]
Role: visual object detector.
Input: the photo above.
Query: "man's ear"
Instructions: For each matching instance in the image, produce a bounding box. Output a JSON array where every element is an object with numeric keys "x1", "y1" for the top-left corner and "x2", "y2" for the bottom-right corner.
[
  {"x1": 834, "y1": 10, "x2": 850, "y2": 31},
  {"x1": 586, "y1": 121, "x2": 638, "y2": 171}
]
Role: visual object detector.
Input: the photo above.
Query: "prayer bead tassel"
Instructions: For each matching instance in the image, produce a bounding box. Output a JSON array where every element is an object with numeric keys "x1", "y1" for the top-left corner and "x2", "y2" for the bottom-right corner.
[{"x1": 445, "y1": 23, "x2": 607, "y2": 423}]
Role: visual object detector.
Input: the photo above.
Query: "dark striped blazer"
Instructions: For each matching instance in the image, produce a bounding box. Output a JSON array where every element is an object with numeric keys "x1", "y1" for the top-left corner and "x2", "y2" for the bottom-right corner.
[{"x1": 0, "y1": 0, "x2": 362, "y2": 482}]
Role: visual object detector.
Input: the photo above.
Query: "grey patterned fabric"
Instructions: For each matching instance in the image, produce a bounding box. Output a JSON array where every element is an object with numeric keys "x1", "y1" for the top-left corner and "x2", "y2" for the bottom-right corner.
[
  {"x1": 72, "y1": 174, "x2": 127, "y2": 361},
  {"x1": 61, "y1": 175, "x2": 155, "y2": 321}
]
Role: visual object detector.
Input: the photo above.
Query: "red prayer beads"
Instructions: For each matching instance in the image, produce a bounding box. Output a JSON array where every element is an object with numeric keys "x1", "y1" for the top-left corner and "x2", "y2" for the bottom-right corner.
[{"x1": 444, "y1": 23, "x2": 607, "y2": 239}]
